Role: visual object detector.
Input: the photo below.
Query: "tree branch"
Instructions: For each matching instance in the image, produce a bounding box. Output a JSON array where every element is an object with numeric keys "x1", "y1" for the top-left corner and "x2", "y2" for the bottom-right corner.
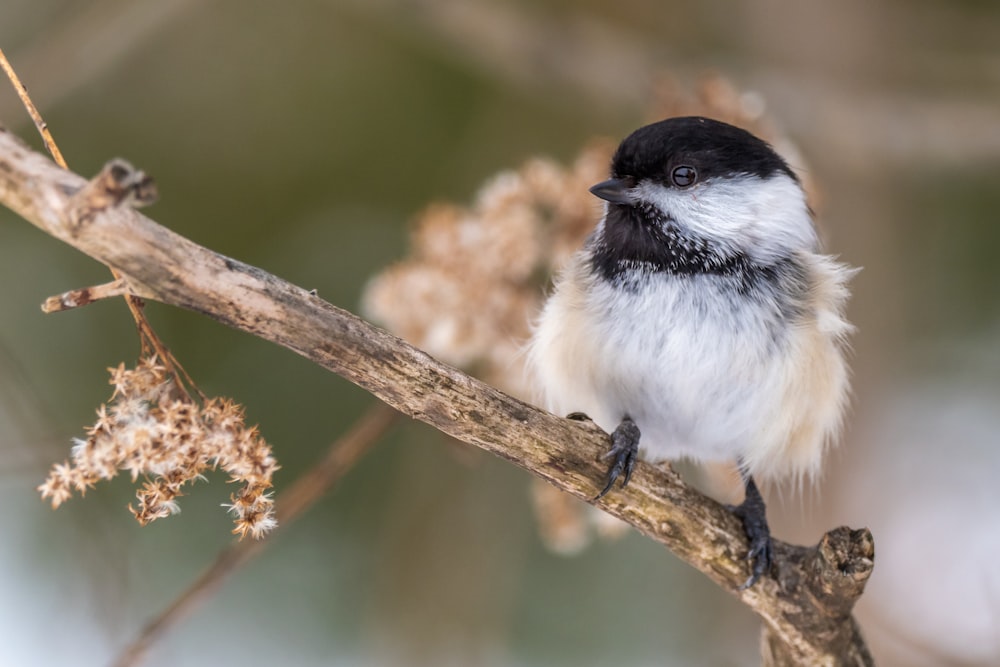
[{"x1": 0, "y1": 126, "x2": 874, "y2": 665}]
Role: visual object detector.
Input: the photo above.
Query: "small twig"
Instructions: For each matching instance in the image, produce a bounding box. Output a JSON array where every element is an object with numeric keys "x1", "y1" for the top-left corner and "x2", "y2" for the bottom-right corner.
[
  {"x1": 58, "y1": 158, "x2": 195, "y2": 400},
  {"x1": 0, "y1": 47, "x2": 67, "y2": 169},
  {"x1": 41, "y1": 278, "x2": 130, "y2": 313},
  {"x1": 0, "y1": 58, "x2": 195, "y2": 401},
  {"x1": 58, "y1": 159, "x2": 193, "y2": 400},
  {"x1": 112, "y1": 403, "x2": 399, "y2": 667}
]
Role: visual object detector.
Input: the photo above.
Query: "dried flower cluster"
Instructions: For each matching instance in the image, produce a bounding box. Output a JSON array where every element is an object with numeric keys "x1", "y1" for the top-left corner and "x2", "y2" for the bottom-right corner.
[
  {"x1": 39, "y1": 357, "x2": 278, "y2": 539},
  {"x1": 363, "y1": 75, "x2": 815, "y2": 553},
  {"x1": 363, "y1": 141, "x2": 612, "y2": 399}
]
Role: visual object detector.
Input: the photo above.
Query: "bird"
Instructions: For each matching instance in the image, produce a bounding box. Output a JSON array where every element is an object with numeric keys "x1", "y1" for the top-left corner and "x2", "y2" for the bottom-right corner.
[{"x1": 528, "y1": 116, "x2": 854, "y2": 587}]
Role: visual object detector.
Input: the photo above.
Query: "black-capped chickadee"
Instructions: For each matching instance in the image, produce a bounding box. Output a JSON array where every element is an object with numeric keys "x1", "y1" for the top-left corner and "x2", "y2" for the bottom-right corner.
[{"x1": 529, "y1": 116, "x2": 854, "y2": 587}]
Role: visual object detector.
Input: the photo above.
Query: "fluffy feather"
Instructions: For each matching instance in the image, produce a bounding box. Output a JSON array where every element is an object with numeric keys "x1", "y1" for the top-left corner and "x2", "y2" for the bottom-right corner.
[{"x1": 528, "y1": 118, "x2": 854, "y2": 485}]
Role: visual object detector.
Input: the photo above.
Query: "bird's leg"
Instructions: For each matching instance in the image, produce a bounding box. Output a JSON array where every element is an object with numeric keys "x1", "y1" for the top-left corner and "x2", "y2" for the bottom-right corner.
[
  {"x1": 729, "y1": 472, "x2": 773, "y2": 589},
  {"x1": 594, "y1": 416, "x2": 640, "y2": 500}
]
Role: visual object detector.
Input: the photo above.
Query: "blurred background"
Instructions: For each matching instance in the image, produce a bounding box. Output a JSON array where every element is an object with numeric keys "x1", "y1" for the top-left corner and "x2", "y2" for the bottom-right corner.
[{"x1": 1, "y1": 1, "x2": 999, "y2": 665}]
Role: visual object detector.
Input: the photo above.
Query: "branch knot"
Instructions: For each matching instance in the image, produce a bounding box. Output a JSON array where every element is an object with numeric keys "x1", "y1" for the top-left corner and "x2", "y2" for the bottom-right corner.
[{"x1": 68, "y1": 158, "x2": 158, "y2": 228}]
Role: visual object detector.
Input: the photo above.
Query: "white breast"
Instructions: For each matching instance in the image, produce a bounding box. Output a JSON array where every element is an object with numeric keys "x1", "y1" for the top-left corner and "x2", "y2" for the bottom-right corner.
[{"x1": 528, "y1": 250, "x2": 852, "y2": 483}]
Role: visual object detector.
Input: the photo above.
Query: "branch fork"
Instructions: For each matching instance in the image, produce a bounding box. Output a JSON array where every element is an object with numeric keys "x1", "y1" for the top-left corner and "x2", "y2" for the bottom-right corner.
[{"x1": 41, "y1": 161, "x2": 156, "y2": 312}]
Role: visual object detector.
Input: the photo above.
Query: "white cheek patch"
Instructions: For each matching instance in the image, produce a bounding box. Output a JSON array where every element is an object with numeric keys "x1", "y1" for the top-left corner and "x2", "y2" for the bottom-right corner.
[{"x1": 633, "y1": 174, "x2": 818, "y2": 263}]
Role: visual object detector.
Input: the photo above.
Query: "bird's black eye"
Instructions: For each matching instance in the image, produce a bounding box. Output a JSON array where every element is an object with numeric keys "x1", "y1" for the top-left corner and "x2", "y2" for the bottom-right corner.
[{"x1": 670, "y1": 165, "x2": 697, "y2": 188}]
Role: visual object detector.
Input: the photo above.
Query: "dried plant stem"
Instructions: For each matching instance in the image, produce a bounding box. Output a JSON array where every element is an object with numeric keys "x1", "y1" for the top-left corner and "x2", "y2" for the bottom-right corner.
[
  {"x1": 0, "y1": 47, "x2": 67, "y2": 168},
  {"x1": 0, "y1": 53, "x2": 197, "y2": 400},
  {"x1": 113, "y1": 403, "x2": 398, "y2": 667},
  {"x1": 41, "y1": 278, "x2": 129, "y2": 312},
  {"x1": 0, "y1": 131, "x2": 874, "y2": 665}
]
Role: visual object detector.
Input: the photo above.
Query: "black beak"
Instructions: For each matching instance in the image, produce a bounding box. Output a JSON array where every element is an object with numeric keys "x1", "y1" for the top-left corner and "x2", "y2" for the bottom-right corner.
[{"x1": 589, "y1": 178, "x2": 633, "y2": 205}]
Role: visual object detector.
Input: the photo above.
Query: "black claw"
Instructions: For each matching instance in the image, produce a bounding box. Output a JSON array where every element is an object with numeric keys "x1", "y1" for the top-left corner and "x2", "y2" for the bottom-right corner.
[
  {"x1": 729, "y1": 475, "x2": 773, "y2": 589},
  {"x1": 566, "y1": 412, "x2": 592, "y2": 422},
  {"x1": 594, "y1": 417, "x2": 640, "y2": 501}
]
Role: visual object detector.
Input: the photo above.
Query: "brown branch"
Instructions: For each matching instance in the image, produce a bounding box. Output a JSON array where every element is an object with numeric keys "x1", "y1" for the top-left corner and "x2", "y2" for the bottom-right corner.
[
  {"x1": 0, "y1": 128, "x2": 874, "y2": 665},
  {"x1": 112, "y1": 403, "x2": 398, "y2": 667},
  {"x1": 41, "y1": 277, "x2": 129, "y2": 313}
]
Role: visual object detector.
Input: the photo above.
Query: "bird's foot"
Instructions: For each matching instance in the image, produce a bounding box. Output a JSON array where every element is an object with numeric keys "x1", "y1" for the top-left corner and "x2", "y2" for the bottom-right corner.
[
  {"x1": 728, "y1": 475, "x2": 772, "y2": 589},
  {"x1": 566, "y1": 412, "x2": 592, "y2": 422},
  {"x1": 594, "y1": 417, "x2": 640, "y2": 500}
]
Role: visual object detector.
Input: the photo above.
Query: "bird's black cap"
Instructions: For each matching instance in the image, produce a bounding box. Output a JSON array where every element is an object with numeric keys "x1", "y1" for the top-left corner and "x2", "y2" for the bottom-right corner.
[{"x1": 610, "y1": 116, "x2": 796, "y2": 185}]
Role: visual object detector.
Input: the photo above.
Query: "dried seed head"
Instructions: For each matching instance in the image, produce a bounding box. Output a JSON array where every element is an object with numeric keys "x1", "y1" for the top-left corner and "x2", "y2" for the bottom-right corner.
[{"x1": 39, "y1": 356, "x2": 279, "y2": 539}]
